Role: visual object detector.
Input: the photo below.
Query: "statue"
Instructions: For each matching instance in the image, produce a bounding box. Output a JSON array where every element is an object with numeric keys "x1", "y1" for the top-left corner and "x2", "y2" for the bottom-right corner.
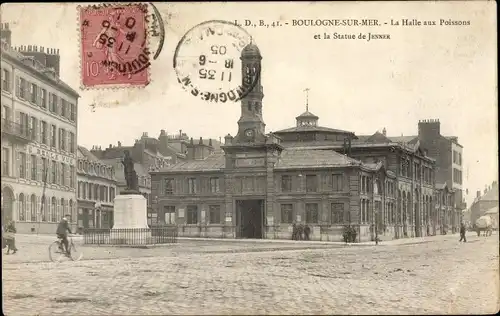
[{"x1": 121, "y1": 150, "x2": 139, "y2": 193}]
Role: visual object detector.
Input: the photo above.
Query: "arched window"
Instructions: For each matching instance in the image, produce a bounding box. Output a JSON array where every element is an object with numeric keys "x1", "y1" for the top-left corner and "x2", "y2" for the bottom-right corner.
[
  {"x1": 18, "y1": 193, "x2": 26, "y2": 221},
  {"x1": 51, "y1": 197, "x2": 57, "y2": 222},
  {"x1": 61, "y1": 198, "x2": 66, "y2": 218},
  {"x1": 41, "y1": 196, "x2": 47, "y2": 222}
]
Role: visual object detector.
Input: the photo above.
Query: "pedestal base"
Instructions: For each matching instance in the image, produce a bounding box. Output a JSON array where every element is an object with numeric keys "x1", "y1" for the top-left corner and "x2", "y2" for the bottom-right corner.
[
  {"x1": 112, "y1": 194, "x2": 149, "y2": 229},
  {"x1": 110, "y1": 194, "x2": 150, "y2": 245}
]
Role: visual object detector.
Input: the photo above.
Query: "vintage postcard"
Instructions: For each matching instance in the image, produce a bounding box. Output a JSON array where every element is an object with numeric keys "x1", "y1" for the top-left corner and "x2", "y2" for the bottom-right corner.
[{"x1": 1, "y1": 1, "x2": 498, "y2": 315}]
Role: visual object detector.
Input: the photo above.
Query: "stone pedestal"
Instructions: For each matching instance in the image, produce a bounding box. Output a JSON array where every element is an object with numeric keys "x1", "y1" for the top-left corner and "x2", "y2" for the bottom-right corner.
[
  {"x1": 111, "y1": 194, "x2": 151, "y2": 244},
  {"x1": 113, "y1": 194, "x2": 149, "y2": 229}
]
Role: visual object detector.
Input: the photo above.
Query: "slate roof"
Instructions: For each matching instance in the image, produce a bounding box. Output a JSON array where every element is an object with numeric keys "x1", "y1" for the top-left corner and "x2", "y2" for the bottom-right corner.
[
  {"x1": 78, "y1": 146, "x2": 102, "y2": 162},
  {"x1": 100, "y1": 159, "x2": 149, "y2": 181},
  {"x1": 275, "y1": 149, "x2": 360, "y2": 169},
  {"x1": 274, "y1": 125, "x2": 354, "y2": 134},
  {"x1": 296, "y1": 110, "x2": 319, "y2": 119},
  {"x1": 157, "y1": 151, "x2": 226, "y2": 173},
  {"x1": 388, "y1": 135, "x2": 418, "y2": 144},
  {"x1": 282, "y1": 140, "x2": 344, "y2": 148},
  {"x1": 1, "y1": 39, "x2": 79, "y2": 98},
  {"x1": 365, "y1": 131, "x2": 392, "y2": 143}
]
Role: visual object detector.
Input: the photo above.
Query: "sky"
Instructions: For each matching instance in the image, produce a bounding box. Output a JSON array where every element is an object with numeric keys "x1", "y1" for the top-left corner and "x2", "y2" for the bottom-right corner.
[{"x1": 2, "y1": 2, "x2": 497, "y2": 205}]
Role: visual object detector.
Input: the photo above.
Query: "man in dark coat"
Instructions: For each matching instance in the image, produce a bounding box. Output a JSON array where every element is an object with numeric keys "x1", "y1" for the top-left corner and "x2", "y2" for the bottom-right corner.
[
  {"x1": 56, "y1": 214, "x2": 73, "y2": 255},
  {"x1": 459, "y1": 222, "x2": 467, "y2": 242},
  {"x1": 4, "y1": 220, "x2": 18, "y2": 254}
]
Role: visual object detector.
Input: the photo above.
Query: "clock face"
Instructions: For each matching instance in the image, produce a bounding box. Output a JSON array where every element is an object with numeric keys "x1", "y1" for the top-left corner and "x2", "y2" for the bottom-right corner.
[{"x1": 245, "y1": 129, "x2": 254, "y2": 137}]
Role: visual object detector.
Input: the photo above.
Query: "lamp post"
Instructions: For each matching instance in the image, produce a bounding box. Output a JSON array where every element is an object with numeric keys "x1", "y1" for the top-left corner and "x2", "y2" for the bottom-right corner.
[{"x1": 37, "y1": 166, "x2": 49, "y2": 235}]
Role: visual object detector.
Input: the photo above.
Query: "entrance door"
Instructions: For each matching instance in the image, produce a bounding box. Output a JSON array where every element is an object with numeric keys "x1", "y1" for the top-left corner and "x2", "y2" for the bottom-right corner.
[
  {"x1": 236, "y1": 200, "x2": 264, "y2": 239},
  {"x1": 1, "y1": 187, "x2": 15, "y2": 223}
]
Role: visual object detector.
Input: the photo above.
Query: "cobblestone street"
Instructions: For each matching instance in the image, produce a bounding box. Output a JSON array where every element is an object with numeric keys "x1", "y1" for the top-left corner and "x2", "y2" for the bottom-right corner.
[{"x1": 2, "y1": 233, "x2": 499, "y2": 315}]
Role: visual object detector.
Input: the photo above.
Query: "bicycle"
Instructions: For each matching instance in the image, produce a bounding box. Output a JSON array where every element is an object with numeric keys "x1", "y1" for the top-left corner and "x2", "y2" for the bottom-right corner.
[{"x1": 48, "y1": 235, "x2": 83, "y2": 262}]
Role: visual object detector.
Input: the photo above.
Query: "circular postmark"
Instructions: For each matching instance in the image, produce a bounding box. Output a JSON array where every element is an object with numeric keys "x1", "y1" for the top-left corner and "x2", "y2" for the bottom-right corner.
[
  {"x1": 173, "y1": 20, "x2": 261, "y2": 103},
  {"x1": 147, "y1": 2, "x2": 166, "y2": 60},
  {"x1": 80, "y1": 2, "x2": 166, "y2": 89}
]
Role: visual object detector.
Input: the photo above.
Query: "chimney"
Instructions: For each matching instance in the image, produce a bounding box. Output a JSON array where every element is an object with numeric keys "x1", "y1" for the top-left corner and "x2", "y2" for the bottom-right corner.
[
  {"x1": 117, "y1": 141, "x2": 122, "y2": 147},
  {"x1": 476, "y1": 190, "x2": 481, "y2": 198},
  {"x1": 1, "y1": 23, "x2": 12, "y2": 46},
  {"x1": 199, "y1": 137, "x2": 203, "y2": 145},
  {"x1": 179, "y1": 129, "x2": 182, "y2": 137},
  {"x1": 418, "y1": 119, "x2": 441, "y2": 138},
  {"x1": 190, "y1": 137, "x2": 194, "y2": 145},
  {"x1": 209, "y1": 139, "x2": 213, "y2": 147},
  {"x1": 382, "y1": 127, "x2": 386, "y2": 136}
]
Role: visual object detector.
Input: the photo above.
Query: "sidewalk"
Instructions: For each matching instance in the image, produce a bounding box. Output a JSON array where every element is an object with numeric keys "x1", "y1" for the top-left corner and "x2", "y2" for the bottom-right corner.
[
  {"x1": 15, "y1": 231, "x2": 483, "y2": 247},
  {"x1": 177, "y1": 232, "x2": 479, "y2": 247}
]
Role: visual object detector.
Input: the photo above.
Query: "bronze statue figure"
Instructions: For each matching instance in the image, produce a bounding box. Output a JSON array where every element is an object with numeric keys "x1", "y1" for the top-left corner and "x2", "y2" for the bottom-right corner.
[{"x1": 122, "y1": 150, "x2": 139, "y2": 193}]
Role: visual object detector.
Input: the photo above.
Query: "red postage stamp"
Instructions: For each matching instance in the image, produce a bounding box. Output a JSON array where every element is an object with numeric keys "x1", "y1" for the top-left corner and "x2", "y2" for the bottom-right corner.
[{"x1": 79, "y1": 3, "x2": 150, "y2": 89}]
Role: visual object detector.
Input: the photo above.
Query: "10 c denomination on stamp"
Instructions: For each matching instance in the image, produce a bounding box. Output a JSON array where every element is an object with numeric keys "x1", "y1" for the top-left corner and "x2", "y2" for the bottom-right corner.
[
  {"x1": 173, "y1": 20, "x2": 260, "y2": 103},
  {"x1": 79, "y1": 3, "x2": 151, "y2": 89}
]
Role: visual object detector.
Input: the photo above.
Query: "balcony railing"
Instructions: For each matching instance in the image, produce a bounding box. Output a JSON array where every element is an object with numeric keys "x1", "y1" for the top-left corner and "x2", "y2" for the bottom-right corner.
[{"x1": 1, "y1": 118, "x2": 31, "y2": 142}]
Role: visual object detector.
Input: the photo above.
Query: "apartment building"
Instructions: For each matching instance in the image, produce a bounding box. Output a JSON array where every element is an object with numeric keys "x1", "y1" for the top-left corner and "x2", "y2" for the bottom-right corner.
[{"x1": 1, "y1": 24, "x2": 79, "y2": 233}]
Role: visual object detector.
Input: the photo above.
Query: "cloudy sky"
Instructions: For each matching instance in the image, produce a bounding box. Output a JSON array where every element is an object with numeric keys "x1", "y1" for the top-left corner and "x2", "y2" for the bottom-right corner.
[{"x1": 2, "y1": 2, "x2": 497, "y2": 205}]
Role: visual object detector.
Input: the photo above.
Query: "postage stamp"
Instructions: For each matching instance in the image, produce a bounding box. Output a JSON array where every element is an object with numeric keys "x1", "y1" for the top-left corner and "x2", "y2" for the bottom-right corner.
[
  {"x1": 78, "y1": 3, "x2": 153, "y2": 89},
  {"x1": 173, "y1": 20, "x2": 261, "y2": 103}
]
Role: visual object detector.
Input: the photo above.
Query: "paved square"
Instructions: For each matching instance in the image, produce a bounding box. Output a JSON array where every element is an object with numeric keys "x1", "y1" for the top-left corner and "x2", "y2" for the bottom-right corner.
[{"x1": 2, "y1": 234, "x2": 499, "y2": 315}]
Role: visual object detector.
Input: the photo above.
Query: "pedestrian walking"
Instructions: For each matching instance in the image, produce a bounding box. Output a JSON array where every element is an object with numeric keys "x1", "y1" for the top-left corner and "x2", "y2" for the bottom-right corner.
[
  {"x1": 4, "y1": 220, "x2": 18, "y2": 254},
  {"x1": 459, "y1": 222, "x2": 467, "y2": 242}
]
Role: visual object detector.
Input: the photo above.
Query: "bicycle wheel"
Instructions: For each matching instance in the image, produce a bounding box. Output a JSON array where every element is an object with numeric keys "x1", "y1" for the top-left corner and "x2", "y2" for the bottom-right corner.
[
  {"x1": 49, "y1": 241, "x2": 64, "y2": 262},
  {"x1": 69, "y1": 240, "x2": 83, "y2": 261}
]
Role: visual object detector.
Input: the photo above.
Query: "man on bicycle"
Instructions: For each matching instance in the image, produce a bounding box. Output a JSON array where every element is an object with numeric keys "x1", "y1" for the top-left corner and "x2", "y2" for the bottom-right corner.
[{"x1": 56, "y1": 214, "x2": 72, "y2": 256}]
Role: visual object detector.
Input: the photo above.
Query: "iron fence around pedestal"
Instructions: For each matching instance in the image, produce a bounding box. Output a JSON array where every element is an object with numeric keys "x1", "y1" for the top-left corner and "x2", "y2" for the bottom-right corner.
[{"x1": 83, "y1": 226, "x2": 178, "y2": 245}]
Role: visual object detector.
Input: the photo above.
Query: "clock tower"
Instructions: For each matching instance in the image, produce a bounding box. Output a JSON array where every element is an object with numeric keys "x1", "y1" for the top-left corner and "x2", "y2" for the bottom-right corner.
[{"x1": 233, "y1": 42, "x2": 266, "y2": 144}]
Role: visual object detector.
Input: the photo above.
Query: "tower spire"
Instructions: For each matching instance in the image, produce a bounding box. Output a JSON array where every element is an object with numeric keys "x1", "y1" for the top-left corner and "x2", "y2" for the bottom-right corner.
[{"x1": 304, "y1": 88, "x2": 310, "y2": 112}]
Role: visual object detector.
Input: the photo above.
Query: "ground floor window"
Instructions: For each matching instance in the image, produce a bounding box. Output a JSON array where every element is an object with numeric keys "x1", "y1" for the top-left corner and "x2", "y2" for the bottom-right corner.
[
  {"x1": 208, "y1": 205, "x2": 221, "y2": 224},
  {"x1": 187, "y1": 205, "x2": 198, "y2": 224},
  {"x1": 331, "y1": 203, "x2": 347, "y2": 224},
  {"x1": 164, "y1": 206, "x2": 176, "y2": 224}
]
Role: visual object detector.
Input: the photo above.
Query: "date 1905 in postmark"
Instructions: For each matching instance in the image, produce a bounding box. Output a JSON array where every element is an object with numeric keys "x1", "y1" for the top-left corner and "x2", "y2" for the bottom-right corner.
[
  {"x1": 79, "y1": 3, "x2": 158, "y2": 89},
  {"x1": 173, "y1": 20, "x2": 260, "y2": 103}
]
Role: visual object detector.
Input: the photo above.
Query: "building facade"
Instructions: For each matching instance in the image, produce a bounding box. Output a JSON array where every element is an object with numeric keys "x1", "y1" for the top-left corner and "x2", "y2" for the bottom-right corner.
[
  {"x1": 150, "y1": 43, "x2": 438, "y2": 242},
  {"x1": 1, "y1": 26, "x2": 79, "y2": 234},
  {"x1": 380, "y1": 119, "x2": 466, "y2": 232},
  {"x1": 76, "y1": 146, "x2": 117, "y2": 231},
  {"x1": 434, "y1": 182, "x2": 456, "y2": 235},
  {"x1": 470, "y1": 181, "x2": 498, "y2": 227}
]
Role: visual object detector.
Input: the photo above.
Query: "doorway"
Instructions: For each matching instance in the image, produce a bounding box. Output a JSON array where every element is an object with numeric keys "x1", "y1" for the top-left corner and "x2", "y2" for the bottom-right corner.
[
  {"x1": 1, "y1": 186, "x2": 15, "y2": 224},
  {"x1": 236, "y1": 199, "x2": 264, "y2": 239}
]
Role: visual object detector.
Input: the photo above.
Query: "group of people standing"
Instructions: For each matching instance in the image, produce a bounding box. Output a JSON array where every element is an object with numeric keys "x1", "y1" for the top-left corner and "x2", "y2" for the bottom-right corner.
[{"x1": 2, "y1": 220, "x2": 18, "y2": 254}]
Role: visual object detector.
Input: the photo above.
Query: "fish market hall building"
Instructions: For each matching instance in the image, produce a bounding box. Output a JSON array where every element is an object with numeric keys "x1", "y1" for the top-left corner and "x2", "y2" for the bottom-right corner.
[{"x1": 150, "y1": 43, "x2": 436, "y2": 242}]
